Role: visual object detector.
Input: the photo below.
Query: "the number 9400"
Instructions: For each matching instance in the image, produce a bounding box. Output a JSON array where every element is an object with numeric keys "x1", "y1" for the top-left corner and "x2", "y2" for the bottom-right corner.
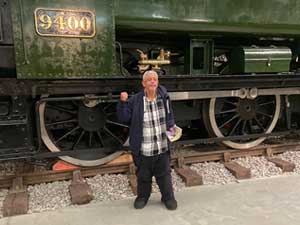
[{"x1": 35, "y1": 8, "x2": 95, "y2": 38}]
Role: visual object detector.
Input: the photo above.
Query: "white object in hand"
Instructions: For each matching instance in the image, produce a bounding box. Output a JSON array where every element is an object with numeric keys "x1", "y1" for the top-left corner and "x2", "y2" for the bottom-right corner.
[{"x1": 166, "y1": 125, "x2": 182, "y2": 142}]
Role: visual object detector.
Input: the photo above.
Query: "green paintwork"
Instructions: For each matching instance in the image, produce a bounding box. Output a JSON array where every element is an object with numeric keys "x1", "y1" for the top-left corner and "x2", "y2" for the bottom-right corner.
[
  {"x1": 230, "y1": 47, "x2": 292, "y2": 73},
  {"x1": 11, "y1": 0, "x2": 116, "y2": 79},
  {"x1": 0, "y1": 13, "x2": 2, "y2": 41},
  {"x1": 115, "y1": 0, "x2": 300, "y2": 36},
  {"x1": 11, "y1": 0, "x2": 300, "y2": 79}
]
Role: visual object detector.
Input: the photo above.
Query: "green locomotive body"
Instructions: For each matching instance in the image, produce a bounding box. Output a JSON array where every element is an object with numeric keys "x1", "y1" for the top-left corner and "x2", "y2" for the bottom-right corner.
[
  {"x1": 1, "y1": 0, "x2": 300, "y2": 166},
  {"x1": 115, "y1": 0, "x2": 300, "y2": 35},
  {"x1": 7, "y1": 0, "x2": 300, "y2": 79}
]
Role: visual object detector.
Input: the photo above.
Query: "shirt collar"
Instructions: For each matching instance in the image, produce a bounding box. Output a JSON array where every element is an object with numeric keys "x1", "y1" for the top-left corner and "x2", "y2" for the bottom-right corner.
[{"x1": 144, "y1": 91, "x2": 159, "y2": 102}]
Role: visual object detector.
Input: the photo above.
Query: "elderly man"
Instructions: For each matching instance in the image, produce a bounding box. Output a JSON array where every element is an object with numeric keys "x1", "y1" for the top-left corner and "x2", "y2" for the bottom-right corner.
[{"x1": 117, "y1": 70, "x2": 177, "y2": 210}]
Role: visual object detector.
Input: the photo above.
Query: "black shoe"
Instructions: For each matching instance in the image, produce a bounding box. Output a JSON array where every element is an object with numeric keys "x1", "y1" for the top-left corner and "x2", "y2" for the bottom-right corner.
[
  {"x1": 163, "y1": 199, "x2": 177, "y2": 210},
  {"x1": 134, "y1": 197, "x2": 147, "y2": 209}
]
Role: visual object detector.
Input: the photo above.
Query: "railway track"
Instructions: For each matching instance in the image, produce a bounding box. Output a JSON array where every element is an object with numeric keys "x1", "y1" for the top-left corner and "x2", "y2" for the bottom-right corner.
[
  {"x1": 1, "y1": 140, "x2": 300, "y2": 189},
  {"x1": 1, "y1": 139, "x2": 299, "y2": 217}
]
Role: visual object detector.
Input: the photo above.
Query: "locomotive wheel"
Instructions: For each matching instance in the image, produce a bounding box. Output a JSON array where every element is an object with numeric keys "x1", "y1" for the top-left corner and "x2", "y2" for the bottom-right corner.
[
  {"x1": 202, "y1": 95, "x2": 281, "y2": 149},
  {"x1": 39, "y1": 98, "x2": 129, "y2": 167}
]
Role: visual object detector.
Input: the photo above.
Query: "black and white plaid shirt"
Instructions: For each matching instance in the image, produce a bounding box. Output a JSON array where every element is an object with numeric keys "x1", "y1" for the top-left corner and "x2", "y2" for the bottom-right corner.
[{"x1": 141, "y1": 94, "x2": 168, "y2": 156}]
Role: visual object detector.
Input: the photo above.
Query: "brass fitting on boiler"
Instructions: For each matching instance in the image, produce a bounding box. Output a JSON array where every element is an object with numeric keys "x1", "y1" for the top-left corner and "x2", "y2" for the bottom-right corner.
[{"x1": 136, "y1": 49, "x2": 171, "y2": 73}]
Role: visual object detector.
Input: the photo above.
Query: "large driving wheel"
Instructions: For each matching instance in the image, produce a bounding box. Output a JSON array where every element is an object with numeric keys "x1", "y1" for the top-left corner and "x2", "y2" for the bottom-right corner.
[
  {"x1": 202, "y1": 95, "x2": 281, "y2": 149},
  {"x1": 39, "y1": 98, "x2": 128, "y2": 167}
]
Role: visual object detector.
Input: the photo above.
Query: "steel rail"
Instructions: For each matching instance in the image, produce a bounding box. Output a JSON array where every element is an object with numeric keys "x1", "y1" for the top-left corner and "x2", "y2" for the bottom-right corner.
[
  {"x1": 174, "y1": 141, "x2": 300, "y2": 165},
  {"x1": 0, "y1": 163, "x2": 130, "y2": 189}
]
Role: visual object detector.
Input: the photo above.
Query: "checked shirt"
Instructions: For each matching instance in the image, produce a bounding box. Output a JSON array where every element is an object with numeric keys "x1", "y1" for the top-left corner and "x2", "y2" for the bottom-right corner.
[{"x1": 141, "y1": 94, "x2": 168, "y2": 156}]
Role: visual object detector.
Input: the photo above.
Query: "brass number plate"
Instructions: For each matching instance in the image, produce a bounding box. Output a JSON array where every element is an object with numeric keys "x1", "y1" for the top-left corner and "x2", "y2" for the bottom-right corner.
[{"x1": 34, "y1": 8, "x2": 96, "y2": 38}]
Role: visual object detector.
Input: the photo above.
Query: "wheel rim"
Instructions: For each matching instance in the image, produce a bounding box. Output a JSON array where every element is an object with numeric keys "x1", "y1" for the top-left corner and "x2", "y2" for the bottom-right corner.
[
  {"x1": 203, "y1": 95, "x2": 281, "y2": 149},
  {"x1": 39, "y1": 99, "x2": 129, "y2": 167}
]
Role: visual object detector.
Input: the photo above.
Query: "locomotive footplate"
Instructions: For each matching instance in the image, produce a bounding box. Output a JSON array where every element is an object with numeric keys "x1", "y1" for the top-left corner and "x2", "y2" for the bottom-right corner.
[{"x1": 2, "y1": 74, "x2": 300, "y2": 96}]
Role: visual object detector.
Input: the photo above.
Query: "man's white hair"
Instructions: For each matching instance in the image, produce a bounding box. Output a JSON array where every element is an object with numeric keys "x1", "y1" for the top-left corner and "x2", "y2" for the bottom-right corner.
[{"x1": 142, "y1": 70, "x2": 158, "y2": 81}]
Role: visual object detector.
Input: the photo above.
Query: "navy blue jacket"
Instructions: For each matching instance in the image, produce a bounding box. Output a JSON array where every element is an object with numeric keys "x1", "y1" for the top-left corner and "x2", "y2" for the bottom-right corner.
[{"x1": 117, "y1": 85, "x2": 175, "y2": 156}]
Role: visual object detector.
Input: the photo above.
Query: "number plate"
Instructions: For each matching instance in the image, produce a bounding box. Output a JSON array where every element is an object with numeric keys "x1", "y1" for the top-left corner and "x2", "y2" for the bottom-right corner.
[{"x1": 34, "y1": 8, "x2": 96, "y2": 38}]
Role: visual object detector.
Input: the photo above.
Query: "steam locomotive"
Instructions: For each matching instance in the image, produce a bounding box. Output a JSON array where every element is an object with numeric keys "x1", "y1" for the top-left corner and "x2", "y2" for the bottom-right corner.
[{"x1": 1, "y1": 0, "x2": 300, "y2": 166}]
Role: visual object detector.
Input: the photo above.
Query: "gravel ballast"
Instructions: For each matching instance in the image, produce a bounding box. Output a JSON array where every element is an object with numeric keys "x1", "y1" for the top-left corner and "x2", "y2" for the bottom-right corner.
[
  {"x1": 233, "y1": 156, "x2": 282, "y2": 178},
  {"x1": 2, "y1": 151, "x2": 300, "y2": 217},
  {"x1": 28, "y1": 181, "x2": 72, "y2": 213},
  {"x1": 0, "y1": 189, "x2": 8, "y2": 218},
  {"x1": 86, "y1": 174, "x2": 134, "y2": 202},
  {"x1": 191, "y1": 162, "x2": 237, "y2": 185},
  {"x1": 277, "y1": 151, "x2": 300, "y2": 174}
]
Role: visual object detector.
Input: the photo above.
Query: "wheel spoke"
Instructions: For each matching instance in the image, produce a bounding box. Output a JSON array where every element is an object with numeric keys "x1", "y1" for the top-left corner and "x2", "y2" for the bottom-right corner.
[
  {"x1": 106, "y1": 119, "x2": 129, "y2": 128},
  {"x1": 71, "y1": 100, "x2": 79, "y2": 108},
  {"x1": 254, "y1": 117, "x2": 266, "y2": 132},
  {"x1": 55, "y1": 126, "x2": 80, "y2": 144},
  {"x1": 104, "y1": 103, "x2": 114, "y2": 112},
  {"x1": 229, "y1": 118, "x2": 242, "y2": 136},
  {"x1": 72, "y1": 130, "x2": 85, "y2": 150},
  {"x1": 46, "y1": 119, "x2": 77, "y2": 127},
  {"x1": 242, "y1": 120, "x2": 248, "y2": 135},
  {"x1": 97, "y1": 131, "x2": 105, "y2": 147},
  {"x1": 258, "y1": 101, "x2": 274, "y2": 107},
  {"x1": 217, "y1": 108, "x2": 237, "y2": 115},
  {"x1": 88, "y1": 132, "x2": 93, "y2": 147},
  {"x1": 248, "y1": 119, "x2": 254, "y2": 134},
  {"x1": 106, "y1": 112, "x2": 115, "y2": 116},
  {"x1": 224, "y1": 100, "x2": 237, "y2": 107},
  {"x1": 104, "y1": 127, "x2": 123, "y2": 144},
  {"x1": 256, "y1": 110, "x2": 273, "y2": 119},
  {"x1": 47, "y1": 104, "x2": 77, "y2": 115},
  {"x1": 219, "y1": 114, "x2": 239, "y2": 129}
]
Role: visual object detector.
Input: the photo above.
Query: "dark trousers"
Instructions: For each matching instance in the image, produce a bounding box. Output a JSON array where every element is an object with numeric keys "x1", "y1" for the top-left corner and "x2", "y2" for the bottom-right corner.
[{"x1": 134, "y1": 151, "x2": 175, "y2": 202}]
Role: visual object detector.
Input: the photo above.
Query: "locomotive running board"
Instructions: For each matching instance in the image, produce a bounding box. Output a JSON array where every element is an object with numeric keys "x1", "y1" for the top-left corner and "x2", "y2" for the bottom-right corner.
[{"x1": 169, "y1": 87, "x2": 300, "y2": 100}]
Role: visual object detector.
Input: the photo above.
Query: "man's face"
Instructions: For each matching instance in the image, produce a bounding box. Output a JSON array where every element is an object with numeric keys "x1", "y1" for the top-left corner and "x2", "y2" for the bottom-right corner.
[{"x1": 142, "y1": 73, "x2": 159, "y2": 92}]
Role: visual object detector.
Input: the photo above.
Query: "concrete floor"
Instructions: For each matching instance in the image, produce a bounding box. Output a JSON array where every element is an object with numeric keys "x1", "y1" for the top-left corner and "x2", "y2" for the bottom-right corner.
[{"x1": 1, "y1": 175, "x2": 300, "y2": 225}]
